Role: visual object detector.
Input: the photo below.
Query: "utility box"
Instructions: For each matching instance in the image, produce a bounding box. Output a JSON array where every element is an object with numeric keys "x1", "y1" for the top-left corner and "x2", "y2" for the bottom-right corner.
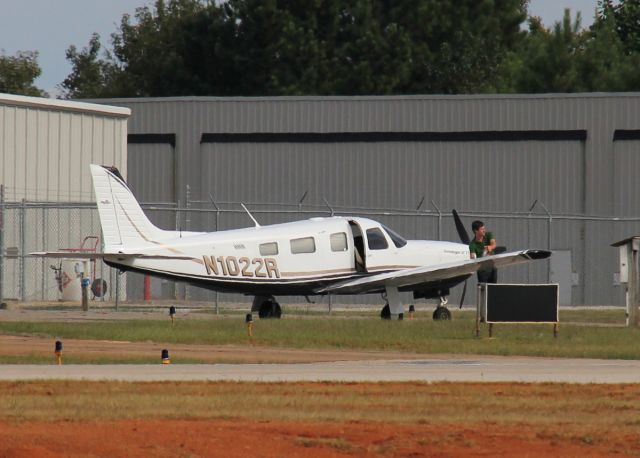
[{"x1": 611, "y1": 236, "x2": 640, "y2": 327}]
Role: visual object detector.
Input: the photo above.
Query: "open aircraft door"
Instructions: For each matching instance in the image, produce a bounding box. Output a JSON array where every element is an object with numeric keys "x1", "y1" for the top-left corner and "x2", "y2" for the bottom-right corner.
[{"x1": 348, "y1": 219, "x2": 399, "y2": 274}]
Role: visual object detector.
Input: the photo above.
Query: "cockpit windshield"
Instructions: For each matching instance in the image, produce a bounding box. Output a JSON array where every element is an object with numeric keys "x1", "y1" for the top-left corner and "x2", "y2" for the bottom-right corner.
[{"x1": 381, "y1": 224, "x2": 408, "y2": 248}]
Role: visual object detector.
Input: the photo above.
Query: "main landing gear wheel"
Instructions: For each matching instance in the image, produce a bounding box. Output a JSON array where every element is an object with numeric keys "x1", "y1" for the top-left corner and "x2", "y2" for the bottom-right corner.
[
  {"x1": 433, "y1": 296, "x2": 451, "y2": 320},
  {"x1": 432, "y1": 307, "x2": 451, "y2": 320},
  {"x1": 380, "y1": 304, "x2": 391, "y2": 320},
  {"x1": 258, "y1": 300, "x2": 282, "y2": 319}
]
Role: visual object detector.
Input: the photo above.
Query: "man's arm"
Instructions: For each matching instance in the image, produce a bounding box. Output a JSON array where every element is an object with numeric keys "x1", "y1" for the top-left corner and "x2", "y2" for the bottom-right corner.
[{"x1": 486, "y1": 233, "x2": 497, "y2": 254}]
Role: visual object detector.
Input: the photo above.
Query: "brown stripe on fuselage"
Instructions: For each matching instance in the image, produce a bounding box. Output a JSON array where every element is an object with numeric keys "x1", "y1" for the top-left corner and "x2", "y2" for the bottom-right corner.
[
  {"x1": 280, "y1": 265, "x2": 417, "y2": 277},
  {"x1": 280, "y1": 267, "x2": 358, "y2": 277},
  {"x1": 366, "y1": 265, "x2": 418, "y2": 271}
]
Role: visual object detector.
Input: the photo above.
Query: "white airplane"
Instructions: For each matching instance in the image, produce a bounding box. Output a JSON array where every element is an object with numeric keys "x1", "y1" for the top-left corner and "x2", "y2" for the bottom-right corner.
[{"x1": 32, "y1": 165, "x2": 551, "y2": 320}]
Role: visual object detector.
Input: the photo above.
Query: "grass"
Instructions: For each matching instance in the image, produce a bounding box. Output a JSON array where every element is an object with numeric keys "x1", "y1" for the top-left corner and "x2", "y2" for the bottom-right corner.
[
  {"x1": 0, "y1": 354, "x2": 207, "y2": 364},
  {"x1": 295, "y1": 437, "x2": 353, "y2": 451},
  {"x1": 0, "y1": 308, "x2": 639, "y2": 360},
  {"x1": 1, "y1": 381, "x2": 639, "y2": 425},
  {"x1": 2, "y1": 381, "x2": 638, "y2": 457}
]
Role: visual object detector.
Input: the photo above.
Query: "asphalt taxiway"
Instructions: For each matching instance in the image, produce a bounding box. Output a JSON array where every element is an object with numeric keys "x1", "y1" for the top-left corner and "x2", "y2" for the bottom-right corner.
[{"x1": 2, "y1": 356, "x2": 639, "y2": 383}]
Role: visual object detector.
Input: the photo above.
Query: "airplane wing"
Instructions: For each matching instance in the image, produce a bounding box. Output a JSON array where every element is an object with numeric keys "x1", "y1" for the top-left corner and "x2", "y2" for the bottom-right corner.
[
  {"x1": 29, "y1": 252, "x2": 194, "y2": 260},
  {"x1": 315, "y1": 249, "x2": 551, "y2": 295}
]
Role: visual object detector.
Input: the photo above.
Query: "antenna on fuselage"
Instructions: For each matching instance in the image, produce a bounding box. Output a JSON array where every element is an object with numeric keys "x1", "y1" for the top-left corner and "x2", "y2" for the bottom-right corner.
[{"x1": 241, "y1": 203, "x2": 261, "y2": 227}]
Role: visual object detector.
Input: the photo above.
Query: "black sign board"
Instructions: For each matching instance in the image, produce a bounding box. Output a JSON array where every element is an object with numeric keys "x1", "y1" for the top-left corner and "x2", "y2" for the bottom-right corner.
[{"x1": 485, "y1": 284, "x2": 558, "y2": 323}]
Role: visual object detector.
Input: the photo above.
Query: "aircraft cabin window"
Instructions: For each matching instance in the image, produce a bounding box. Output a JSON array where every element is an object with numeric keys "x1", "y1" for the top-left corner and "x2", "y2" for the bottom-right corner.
[
  {"x1": 381, "y1": 224, "x2": 408, "y2": 248},
  {"x1": 290, "y1": 237, "x2": 316, "y2": 254},
  {"x1": 259, "y1": 242, "x2": 279, "y2": 256},
  {"x1": 366, "y1": 228, "x2": 389, "y2": 250},
  {"x1": 330, "y1": 232, "x2": 348, "y2": 252}
]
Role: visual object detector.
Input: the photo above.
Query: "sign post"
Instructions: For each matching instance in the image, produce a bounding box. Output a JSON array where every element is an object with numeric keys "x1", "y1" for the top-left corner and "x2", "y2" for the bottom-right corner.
[{"x1": 612, "y1": 237, "x2": 640, "y2": 328}]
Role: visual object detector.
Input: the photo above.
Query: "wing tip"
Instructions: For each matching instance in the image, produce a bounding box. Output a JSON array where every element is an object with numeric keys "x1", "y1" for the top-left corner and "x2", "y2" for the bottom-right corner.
[{"x1": 524, "y1": 250, "x2": 552, "y2": 260}]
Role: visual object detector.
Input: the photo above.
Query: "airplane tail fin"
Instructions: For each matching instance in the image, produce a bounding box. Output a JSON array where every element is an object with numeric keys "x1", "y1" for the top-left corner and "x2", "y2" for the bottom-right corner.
[{"x1": 90, "y1": 164, "x2": 169, "y2": 250}]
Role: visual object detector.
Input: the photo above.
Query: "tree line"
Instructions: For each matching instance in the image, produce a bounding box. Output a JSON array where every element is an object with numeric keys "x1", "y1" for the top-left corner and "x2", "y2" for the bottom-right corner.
[{"x1": 2, "y1": 0, "x2": 640, "y2": 98}]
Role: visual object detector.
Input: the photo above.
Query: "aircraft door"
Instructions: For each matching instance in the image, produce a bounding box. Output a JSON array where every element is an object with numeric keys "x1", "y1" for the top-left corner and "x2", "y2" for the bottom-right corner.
[
  {"x1": 348, "y1": 222, "x2": 366, "y2": 272},
  {"x1": 349, "y1": 220, "x2": 397, "y2": 273}
]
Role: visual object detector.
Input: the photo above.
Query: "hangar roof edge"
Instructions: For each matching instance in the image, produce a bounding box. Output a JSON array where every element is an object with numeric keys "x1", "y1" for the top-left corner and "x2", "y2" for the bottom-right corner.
[
  {"x1": 86, "y1": 92, "x2": 640, "y2": 104},
  {"x1": 0, "y1": 92, "x2": 131, "y2": 117}
]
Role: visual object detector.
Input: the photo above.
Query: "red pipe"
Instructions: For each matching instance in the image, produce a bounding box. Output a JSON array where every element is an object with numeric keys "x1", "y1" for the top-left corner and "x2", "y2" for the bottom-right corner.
[{"x1": 144, "y1": 275, "x2": 151, "y2": 302}]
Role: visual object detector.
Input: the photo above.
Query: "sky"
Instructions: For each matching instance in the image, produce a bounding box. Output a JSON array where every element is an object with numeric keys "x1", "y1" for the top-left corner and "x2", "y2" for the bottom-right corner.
[{"x1": 0, "y1": 0, "x2": 599, "y2": 97}]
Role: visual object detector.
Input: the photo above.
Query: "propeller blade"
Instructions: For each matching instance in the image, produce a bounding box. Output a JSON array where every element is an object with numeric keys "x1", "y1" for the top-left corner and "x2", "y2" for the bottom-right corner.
[
  {"x1": 459, "y1": 279, "x2": 467, "y2": 309},
  {"x1": 452, "y1": 209, "x2": 471, "y2": 245}
]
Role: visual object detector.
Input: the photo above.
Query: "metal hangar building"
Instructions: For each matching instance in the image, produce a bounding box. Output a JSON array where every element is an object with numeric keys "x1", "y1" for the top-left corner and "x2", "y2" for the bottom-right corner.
[
  {"x1": 0, "y1": 93, "x2": 130, "y2": 302},
  {"x1": 92, "y1": 93, "x2": 640, "y2": 307}
]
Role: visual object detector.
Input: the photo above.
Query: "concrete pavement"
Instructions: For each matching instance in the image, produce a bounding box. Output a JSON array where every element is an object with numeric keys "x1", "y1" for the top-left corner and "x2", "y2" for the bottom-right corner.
[{"x1": 2, "y1": 356, "x2": 639, "y2": 383}]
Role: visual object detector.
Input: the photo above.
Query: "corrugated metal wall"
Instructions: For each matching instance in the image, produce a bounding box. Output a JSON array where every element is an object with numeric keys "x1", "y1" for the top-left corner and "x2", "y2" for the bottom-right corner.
[
  {"x1": 126, "y1": 142, "x2": 177, "y2": 300},
  {"x1": 0, "y1": 94, "x2": 130, "y2": 203},
  {"x1": 93, "y1": 94, "x2": 640, "y2": 306},
  {"x1": 199, "y1": 140, "x2": 583, "y2": 212},
  {"x1": 0, "y1": 94, "x2": 130, "y2": 302}
]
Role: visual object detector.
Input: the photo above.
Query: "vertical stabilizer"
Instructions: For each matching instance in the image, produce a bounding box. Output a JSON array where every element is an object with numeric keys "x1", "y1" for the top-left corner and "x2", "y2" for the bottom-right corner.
[{"x1": 90, "y1": 164, "x2": 168, "y2": 250}]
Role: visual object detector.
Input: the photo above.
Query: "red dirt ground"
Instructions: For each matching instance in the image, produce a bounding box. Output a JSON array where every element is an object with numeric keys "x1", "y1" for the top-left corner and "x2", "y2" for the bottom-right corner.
[
  {"x1": 2, "y1": 326, "x2": 639, "y2": 456},
  {"x1": 2, "y1": 418, "x2": 636, "y2": 458}
]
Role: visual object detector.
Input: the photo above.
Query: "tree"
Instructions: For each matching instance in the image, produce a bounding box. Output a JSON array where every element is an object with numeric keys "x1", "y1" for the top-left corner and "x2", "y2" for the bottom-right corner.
[
  {"x1": 62, "y1": 0, "x2": 530, "y2": 97},
  {"x1": 508, "y1": 10, "x2": 586, "y2": 93},
  {"x1": 226, "y1": 0, "x2": 413, "y2": 95},
  {"x1": 0, "y1": 50, "x2": 47, "y2": 97},
  {"x1": 384, "y1": 0, "x2": 529, "y2": 93},
  {"x1": 579, "y1": 4, "x2": 640, "y2": 91},
  {"x1": 60, "y1": 33, "x2": 122, "y2": 99},
  {"x1": 110, "y1": 0, "x2": 210, "y2": 96},
  {"x1": 597, "y1": 0, "x2": 640, "y2": 55}
]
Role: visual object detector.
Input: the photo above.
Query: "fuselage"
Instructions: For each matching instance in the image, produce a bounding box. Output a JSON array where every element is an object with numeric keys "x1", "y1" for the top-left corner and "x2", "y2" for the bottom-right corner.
[{"x1": 103, "y1": 216, "x2": 470, "y2": 296}]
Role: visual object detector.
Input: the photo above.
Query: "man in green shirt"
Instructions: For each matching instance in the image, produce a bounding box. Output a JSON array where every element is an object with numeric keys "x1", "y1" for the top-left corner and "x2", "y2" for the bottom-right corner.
[{"x1": 469, "y1": 220, "x2": 497, "y2": 283}]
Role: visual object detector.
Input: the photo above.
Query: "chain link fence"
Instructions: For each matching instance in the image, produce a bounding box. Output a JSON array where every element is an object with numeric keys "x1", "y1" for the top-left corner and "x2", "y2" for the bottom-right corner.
[{"x1": 1, "y1": 186, "x2": 638, "y2": 307}]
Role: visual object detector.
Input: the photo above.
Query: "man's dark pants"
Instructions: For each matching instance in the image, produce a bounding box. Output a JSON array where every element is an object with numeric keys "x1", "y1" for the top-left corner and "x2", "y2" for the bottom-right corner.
[{"x1": 477, "y1": 268, "x2": 498, "y2": 284}]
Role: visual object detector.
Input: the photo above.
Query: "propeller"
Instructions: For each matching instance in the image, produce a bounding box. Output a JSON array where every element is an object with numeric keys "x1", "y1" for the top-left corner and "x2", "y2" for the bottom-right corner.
[
  {"x1": 452, "y1": 209, "x2": 470, "y2": 245},
  {"x1": 452, "y1": 209, "x2": 470, "y2": 308}
]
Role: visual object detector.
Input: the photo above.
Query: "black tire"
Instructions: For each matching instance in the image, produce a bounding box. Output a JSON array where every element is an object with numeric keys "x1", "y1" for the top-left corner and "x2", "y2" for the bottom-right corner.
[
  {"x1": 432, "y1": 307, "x2": 452, "y2": 321},
  {"x1": 380, "y1": 304, "x2": 391, "y2": 320},
  {"x1": 258, "y1": 301, "x2": 271, "y2": 319},
  {"x1": 258, "y1": 301, "x2": 282, "y2": 319},
  {"x1": 90, "y1": 278, "x2": 107, "y2": 298}
]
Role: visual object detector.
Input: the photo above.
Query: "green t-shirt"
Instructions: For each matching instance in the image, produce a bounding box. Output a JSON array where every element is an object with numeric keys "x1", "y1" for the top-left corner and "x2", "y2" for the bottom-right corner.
[{"x1": 469, "y1": 232, "x2": 494, "y2": 258}]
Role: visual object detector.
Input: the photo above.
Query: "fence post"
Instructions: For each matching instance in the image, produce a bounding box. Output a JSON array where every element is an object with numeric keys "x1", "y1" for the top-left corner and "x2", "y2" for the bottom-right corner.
[
  {"x1": 298, "y1": 190, "x2": 308, "y2": 212},
  {"x1": 625, "y1": 240, "x2": 640, "y2": 327},
  {"x1": 41, "y1": 207, "x2": 45, "y2": 300},
  {"x1": 322, "y1": 197, "x2": 335, "y2": 217},
  {"x1": 209, "y1": 194, "x2": 220, "y2": 315},
  {"x1": 115, "y1": 271, "x2": 119, "y2": 311},
  {"x1": 184, "y1": 185, "x2": 190, "y2": 302},
  {"x1": 0, "y1": 185, "x2": 4, "y2": 303},
  {"x1": 20, "y1": 199, "x2": 26, "y2": 302},
  {"x1": 430, "y1": 200, "x2": 442, "y2": 241},
  {"x1": 526, "y1": 200, "x2": 538, "y2": 284},
  {"x1": 175, "y1": 200, "x2": 184, "y2": 301},
  {"x1": 539, "y1": 202, "x2": 553, "y2": 282},
  {"x1": 99, "y1": 259, "x2": 105, "y2": 302}
]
